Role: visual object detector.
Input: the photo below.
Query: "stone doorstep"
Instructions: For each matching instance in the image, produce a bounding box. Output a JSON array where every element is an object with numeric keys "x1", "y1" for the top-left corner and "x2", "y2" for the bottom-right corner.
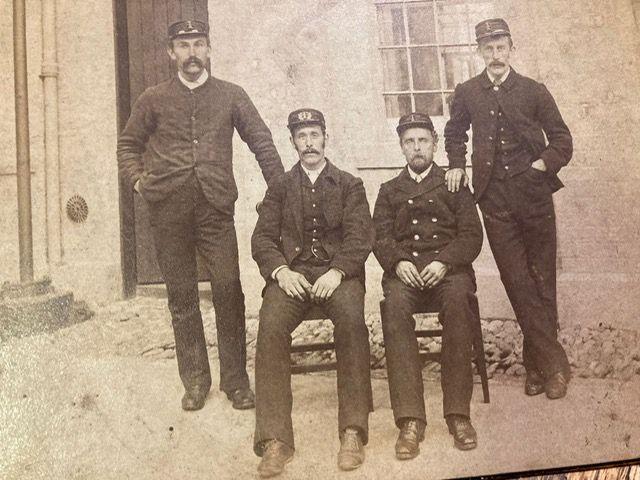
[
  {"x1": 0, "y1": 289, "x2": 74, "y2": 340},
  {"x1": 0, "y1": 277, "x2": 54, "y2": 300}
]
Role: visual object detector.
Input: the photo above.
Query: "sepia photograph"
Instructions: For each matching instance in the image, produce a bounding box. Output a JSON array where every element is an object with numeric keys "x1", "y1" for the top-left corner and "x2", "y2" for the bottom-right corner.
[{"x1": 1, "y1": 0, "x2": 639, "y2": 478}]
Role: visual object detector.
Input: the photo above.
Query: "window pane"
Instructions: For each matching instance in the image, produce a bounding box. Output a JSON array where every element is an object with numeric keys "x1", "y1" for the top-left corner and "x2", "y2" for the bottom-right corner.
[
  {"x1": 441, "y1": 46, "x2": 477, "y2": 89},
  {"x1": 415, "y1": 93, "x2": 443, "y2": 116},
  {"x1": 407, "y1": 2, "x2": 435, "y2": 44},
  {"x1": 381, "y1": 49, "x2": 410, "y2": 91},
  {"x1": 377, "y1": 4, "x2": 406, "y2": 46},
  {"x1": 384, "y1": 94, "x2": 413, "y2": 118},
  {"x1": 437, "y1": 1, "x2": 470, "y2": 45},
  {"x1": 410, "y1": 47, "x2": 440, "y2": 90}
]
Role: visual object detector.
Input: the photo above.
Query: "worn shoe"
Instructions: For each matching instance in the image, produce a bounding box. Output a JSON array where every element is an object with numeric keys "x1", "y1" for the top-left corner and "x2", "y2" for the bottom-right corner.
[
  {"x1": 181, "y1": 386, "x2": 208, "y2": 411},
  {"x1": 524, "y1": 370, "x2": 546, "y2": 396},
  {"x1": 446, "y1": 415, "x2": 477, "y2": 451},
  {"x1": 226, "y1": 387, "x2": 255, "y2": 410},
  {"x1": 337, "y1": 427, "x2": 365, "y2": 471},
  {"x1": 395, "y1": 418, "x2": 426, "y2": 460},
  {"x1": 257, "y1": 439, "x2": 294, "y2": 478},
  {"x1": 545, "y1": 371, "x2": 569, "y2": 400}
]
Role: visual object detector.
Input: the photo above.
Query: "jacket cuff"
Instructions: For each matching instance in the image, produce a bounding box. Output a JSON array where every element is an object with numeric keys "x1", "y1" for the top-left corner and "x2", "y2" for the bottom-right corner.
[
  {"x1": 539, "y1": 152, "x2": 563, "y2": 175},
  {"x1": 448, "y1": 156, "x2": 467, "y2": 170},
  {"x1": 271, "y1": 264, "x2": 288, "y2": 280}
]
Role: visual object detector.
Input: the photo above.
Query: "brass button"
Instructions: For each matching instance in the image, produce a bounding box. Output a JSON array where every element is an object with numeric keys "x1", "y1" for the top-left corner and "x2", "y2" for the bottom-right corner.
[
  {"x1": 295, "y1": 246, "x2": 300, "y2": 252},
  {"x1": 428, "y1": 199, "x2": 434, "y2": 204},
  {"x1": 493, "y1": 86, "x2": 499, "y2": 91},
  {"x1": 414, "y1": 234, "x2": 420, "y2": 240},
  {"x1": 490, "y1": 110, "x2": 495, "y2": 115},
  {"x1": 431, "y1": 218, "x2": 437, "y2": 223},
  {"x1": 505, "y1": 165, "x2": 510, "y2": 170},
  {"x1": 433, "y1": 234, "x2": 438, "y2": 239},
  {"x1": 412, "y1": 251, "x2": 419, "y2": 257},
  {"x1": 408, "y1": 199, "x2": 414, "y2": 205},
  {"x1": 412, "y1": 219, "x2": 418, "y2": 225},
  {"x1": 193, "y1": 139, "x2": 198, "y2": 144}
]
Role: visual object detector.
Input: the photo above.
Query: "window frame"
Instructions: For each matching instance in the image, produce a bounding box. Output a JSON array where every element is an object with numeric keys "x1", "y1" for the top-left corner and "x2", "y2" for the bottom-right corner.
[{"x1": 375, "y1": 0, "x2": 489, "y2": 119}]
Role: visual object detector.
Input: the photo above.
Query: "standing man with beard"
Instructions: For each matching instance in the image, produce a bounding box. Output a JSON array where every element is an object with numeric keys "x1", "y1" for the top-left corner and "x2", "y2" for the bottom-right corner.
[
  {"x1": 251, "y1": 109, "x2": 374, "y2": 477},
  {"x1": 373, "y1": 113, "x2": 483, "y2": 455},
  {"x1": 444, "y1": 18, "x2": 572, "y2": 399},
  {"x1": 117, "y1": 20, "x2": 284, "y2": 412}
]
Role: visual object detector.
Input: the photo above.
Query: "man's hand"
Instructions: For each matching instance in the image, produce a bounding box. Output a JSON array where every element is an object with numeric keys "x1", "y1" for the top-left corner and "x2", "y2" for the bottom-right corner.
[
  {"x1": 531, "y1": 158, "x2": 547, "y2": 172},
  {"x1": 134, "y1": 179, "x2": 141, "y2": 194},
  {"x1": 275, "y1": 267, "x2": 312, "y2": 301},
  {"x1": 395, "y1": 260, "x2": 425, "y2": 289},
  {"x1": 420, "y1": 261, "x2": 449, "y2": 289},
  {"x1": 310, "y1": 268, "x2": 343, "y2": 303},
  {"x1": 445, "y1": 168, "x2": 468, "y2": 193}
]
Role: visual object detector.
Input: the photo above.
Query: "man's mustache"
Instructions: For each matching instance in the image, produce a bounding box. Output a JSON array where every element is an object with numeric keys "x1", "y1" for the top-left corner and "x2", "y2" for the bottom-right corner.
[
  {"x1": 303, "y1": 148, "x2": 320, "y2": 155},
  {"x1": 490, "y1": 61, "x2": 505, "y2": 68},
  {"x1": 183, "y1": 56, "x2": 204, "y2": 68}
]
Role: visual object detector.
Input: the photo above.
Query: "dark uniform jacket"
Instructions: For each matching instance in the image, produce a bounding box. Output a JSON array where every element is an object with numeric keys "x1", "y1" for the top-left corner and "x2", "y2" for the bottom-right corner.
[
  {"x1": 117, "y1": 74, "x2": 283, "y2": 214},
  {"x1": 373, "y1": 164, "x2": 482, "y2": 275},
  {"x1": 444, "y1": 69, "x2": 572, "y2": 200},
  {"x1": 252, "y1": 160, "x2": 375, "y2": 283}
]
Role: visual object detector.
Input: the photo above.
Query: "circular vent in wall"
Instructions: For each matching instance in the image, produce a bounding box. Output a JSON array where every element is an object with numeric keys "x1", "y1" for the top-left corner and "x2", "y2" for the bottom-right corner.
[{"x1": 66, "y1": 194, "x2": 89, "y2": 223}]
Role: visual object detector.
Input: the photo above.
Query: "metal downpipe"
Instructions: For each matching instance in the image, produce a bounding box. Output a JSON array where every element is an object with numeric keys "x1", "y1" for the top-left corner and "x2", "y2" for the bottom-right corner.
[{"x1": 13, "y1": 0, "x2": 34, "y2": 282}]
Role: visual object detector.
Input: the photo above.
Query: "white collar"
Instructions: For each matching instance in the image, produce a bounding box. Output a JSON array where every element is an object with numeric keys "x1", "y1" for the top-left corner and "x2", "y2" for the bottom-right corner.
[
  {"x1": 301, "y1": 160, "x2": 327, "y2": 185},
  {"x1": 487, "y1": 67, "x2": 510, "y2": 85},
  {"x1": 407, "y1": 163, "x2": 433, "y2": 183},
  {"x1": 178, "y1": 69, "x2": 209, "y2": 90}
]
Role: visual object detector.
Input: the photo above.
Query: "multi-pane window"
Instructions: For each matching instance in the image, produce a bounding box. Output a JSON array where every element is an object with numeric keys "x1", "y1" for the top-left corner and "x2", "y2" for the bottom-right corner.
[{"x1": 376, "y1": 0, "x2": 495, "y2": 118}]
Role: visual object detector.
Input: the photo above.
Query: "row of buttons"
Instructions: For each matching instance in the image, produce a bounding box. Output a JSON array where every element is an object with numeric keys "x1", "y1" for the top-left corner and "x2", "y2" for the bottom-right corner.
[
  {"x1": 412, "y1": 234, "x2": 439, "y2": 240},
  {"x1": 407, "y1": 198, "x2": 434, "y2": 205},
  {"x1": 411, "y1": 218, "x2": 438, "y2": 224},
  {"x1": 412, "y1": 249, "x2": 440, "y2": 257}
]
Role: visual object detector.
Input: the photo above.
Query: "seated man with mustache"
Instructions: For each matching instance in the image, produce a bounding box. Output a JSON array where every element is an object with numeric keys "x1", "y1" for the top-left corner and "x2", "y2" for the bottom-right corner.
[
  {"x1": 373, "y1": 112, "x2": 483, "y2": 456},
  {"x1": 251, "y1": 109, "x2": 374, "y2": 478}
]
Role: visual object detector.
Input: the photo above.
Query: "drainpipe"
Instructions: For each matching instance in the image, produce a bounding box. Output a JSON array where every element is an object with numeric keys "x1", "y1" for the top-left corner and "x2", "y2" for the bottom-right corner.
[
  {"x1": 41, "y1": 0, "x2": 62, "y2": 265},
  {"x1": 13, "y1": 0, "x2": 34, "y2": 282}
]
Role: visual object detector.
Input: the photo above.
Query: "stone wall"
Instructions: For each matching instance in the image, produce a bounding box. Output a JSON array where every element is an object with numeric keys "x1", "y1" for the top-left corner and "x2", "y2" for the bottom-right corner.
[{"x1": 0, "y1": 1, "x2": 122, "y2": 303}]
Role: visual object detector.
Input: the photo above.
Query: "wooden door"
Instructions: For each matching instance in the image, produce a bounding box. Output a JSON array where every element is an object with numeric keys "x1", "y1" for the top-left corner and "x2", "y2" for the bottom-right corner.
[{"x1": 123, "y1": 0, "x2": 209, "y2": 285}]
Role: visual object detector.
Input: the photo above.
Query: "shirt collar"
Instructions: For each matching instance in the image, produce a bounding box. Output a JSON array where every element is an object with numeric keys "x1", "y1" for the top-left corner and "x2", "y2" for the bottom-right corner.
[
  {"x1": 487, "y1": 67, "x2": 511, "y2": 85},
  {"x1": 178, "y1": 69, "x2": 209, "y2": 90},
  {"x1": 407, "y1": 163, "x2": 433, "y2": 183},
  {"x1": 300, "y1": 160, "x2": 327, "y2": 185}
]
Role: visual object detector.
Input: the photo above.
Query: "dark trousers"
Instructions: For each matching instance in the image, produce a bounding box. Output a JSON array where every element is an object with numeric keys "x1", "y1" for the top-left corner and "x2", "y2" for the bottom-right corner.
[
  {"x1": 381, "y1": 273, "x2": 476, "y2": 424},
  {"x1": 147, "y1": 175, "x2": 249, "y2": 395},
  {"x1": 254, "y1": 264, "x2": 371, "y2": 455},
  {"x1": 479, "y1": 168, "x2": 570, "y2": 377}
]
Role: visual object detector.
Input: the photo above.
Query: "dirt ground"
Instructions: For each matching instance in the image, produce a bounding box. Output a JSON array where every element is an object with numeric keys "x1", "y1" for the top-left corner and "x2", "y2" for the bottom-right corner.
[{"x1": 1, "y1": 297, "x2": 638, "y2": 479}]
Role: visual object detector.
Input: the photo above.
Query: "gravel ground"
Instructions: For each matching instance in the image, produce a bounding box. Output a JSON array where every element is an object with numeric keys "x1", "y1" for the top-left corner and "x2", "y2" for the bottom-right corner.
[{"x1": 1, "y1": 296, "x2": 639, "y2": 479}]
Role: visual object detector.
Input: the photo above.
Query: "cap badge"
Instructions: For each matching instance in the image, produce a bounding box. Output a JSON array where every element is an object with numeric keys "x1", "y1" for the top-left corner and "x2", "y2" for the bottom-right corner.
[{"x1": 298, "y1": 111, "x2": 313, "y2": 121}]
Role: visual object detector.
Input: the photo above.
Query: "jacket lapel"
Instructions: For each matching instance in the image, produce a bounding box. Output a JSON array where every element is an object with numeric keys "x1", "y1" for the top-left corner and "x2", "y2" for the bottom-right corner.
[
  {"x1": 321, "y1": 161, "x2": 342, "y2": 227},
  {"x1": 285, "y1": 164, "x2": 304, "y2": 241}
]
